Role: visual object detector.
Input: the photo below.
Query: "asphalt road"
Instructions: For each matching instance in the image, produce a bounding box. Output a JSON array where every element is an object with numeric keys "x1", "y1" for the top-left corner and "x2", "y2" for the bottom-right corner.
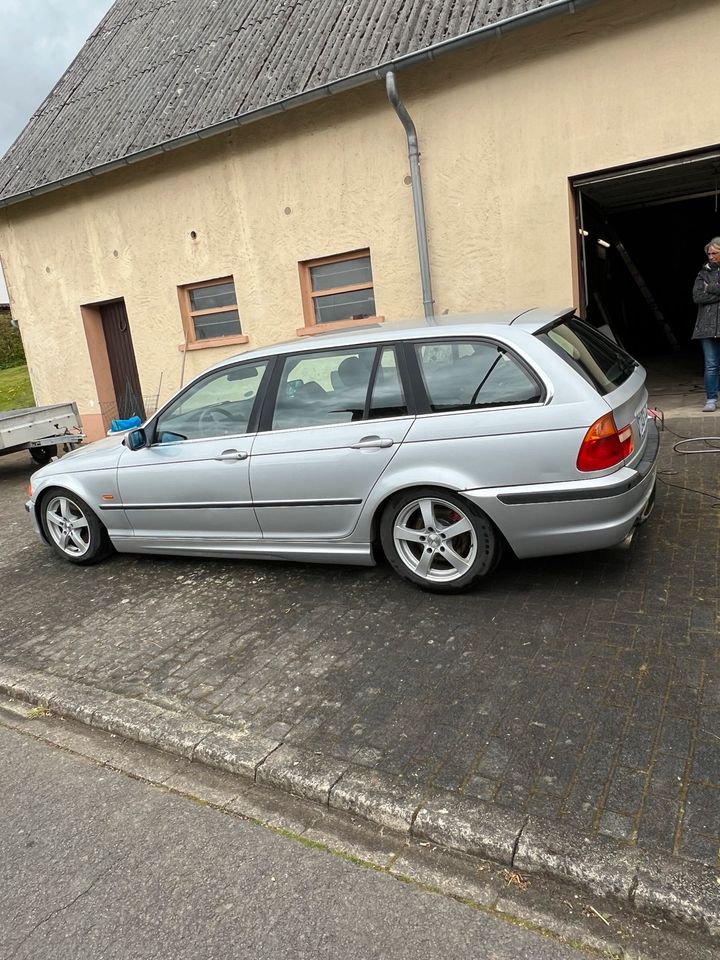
[{"x1": 0, "y1": 723, "x2": 591, "y2": 960}]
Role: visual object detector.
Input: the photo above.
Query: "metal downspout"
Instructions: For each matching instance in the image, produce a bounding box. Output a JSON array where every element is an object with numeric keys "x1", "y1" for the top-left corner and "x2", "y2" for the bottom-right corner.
[{"x1": 386, "y1": 71, "x2": 435, "y2": 323}]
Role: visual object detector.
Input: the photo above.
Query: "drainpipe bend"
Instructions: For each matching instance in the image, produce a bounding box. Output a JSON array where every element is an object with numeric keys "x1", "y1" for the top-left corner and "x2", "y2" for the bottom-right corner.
[{"x1": 386, "y1": 70, "x2": 436, "y2": 323}]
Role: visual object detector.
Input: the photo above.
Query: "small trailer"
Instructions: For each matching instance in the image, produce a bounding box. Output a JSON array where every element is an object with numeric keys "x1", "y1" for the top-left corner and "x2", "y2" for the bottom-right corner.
[{"x1": 0, "y1": 402, "x2": 84, "y2": 465}]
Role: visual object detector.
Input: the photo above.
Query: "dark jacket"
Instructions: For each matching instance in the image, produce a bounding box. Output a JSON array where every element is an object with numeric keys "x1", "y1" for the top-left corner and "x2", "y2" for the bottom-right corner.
[{"x1": 692, "y1": 261, "x2": 720, "y2": 339}]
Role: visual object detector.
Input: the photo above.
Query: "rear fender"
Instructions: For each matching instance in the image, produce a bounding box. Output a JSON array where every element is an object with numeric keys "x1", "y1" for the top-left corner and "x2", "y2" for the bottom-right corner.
[{"x1": 356, "y1": 461, "x2": 488, "y2": 545}]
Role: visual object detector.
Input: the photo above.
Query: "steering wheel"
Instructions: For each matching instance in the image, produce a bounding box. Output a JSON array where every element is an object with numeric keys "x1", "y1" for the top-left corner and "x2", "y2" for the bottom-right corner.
[{"x1": 197, "y1": 405, "x2": 235, "y2": 431}]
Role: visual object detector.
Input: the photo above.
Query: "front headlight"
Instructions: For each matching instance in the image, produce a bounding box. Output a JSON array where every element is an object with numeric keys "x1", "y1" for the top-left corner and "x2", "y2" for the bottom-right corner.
[{"x1": 26, "y1": 480, "x2": 34, "y2": 498}]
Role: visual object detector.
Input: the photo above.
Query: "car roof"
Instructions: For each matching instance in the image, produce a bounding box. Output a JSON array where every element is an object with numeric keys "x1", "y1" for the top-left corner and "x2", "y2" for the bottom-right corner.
[{"x1": 209, "y1": 307, "x2": 574, "y2": 371}]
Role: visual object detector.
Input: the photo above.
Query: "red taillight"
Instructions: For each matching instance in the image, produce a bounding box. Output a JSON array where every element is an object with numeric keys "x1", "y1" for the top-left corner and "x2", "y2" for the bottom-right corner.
[{"x1": 577, "y1": 413, "x2": 634, "y2": 472}]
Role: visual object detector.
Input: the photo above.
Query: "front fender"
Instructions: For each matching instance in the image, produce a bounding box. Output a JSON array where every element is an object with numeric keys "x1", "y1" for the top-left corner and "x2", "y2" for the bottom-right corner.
[{"x1": 29, "y1": 467, "x2": 130, "y2": 538}]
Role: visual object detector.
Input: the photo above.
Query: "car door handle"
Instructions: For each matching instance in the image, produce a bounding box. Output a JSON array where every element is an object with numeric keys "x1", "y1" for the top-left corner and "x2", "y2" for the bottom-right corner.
[
  {"x1": 350, "y1": 437, "x2": 394, "y2": 449},
  {"x1": 214, "y1": 449, "x2": 249, "y2": 461}
]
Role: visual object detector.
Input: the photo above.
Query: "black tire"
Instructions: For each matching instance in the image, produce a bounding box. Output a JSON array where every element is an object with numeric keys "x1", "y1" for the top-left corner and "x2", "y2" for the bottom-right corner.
[
  {"x1": 30, "y1": 445, "x2": 58, "y2": 465},
  {"x1": 380, "y1": 486, "x2": 500, "y2": 593},
  {"x1": 39, "y1": 488, "x2": 113, "y2": 566}
]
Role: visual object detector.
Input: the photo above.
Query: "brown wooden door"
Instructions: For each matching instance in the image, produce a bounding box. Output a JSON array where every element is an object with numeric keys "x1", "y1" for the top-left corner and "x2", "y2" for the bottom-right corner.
[{"x1": 100, "y1": 300, "x2": 145, "y2": 420}]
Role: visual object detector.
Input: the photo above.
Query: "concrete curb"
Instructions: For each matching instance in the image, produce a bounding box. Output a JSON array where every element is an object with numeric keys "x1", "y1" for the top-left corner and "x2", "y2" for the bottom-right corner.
[{"x1": 2, "y1": 665, "x2": 718, "y2": 937}]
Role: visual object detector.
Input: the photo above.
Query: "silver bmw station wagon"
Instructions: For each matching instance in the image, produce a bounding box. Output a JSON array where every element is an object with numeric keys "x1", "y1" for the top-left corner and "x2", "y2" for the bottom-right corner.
[{"x1": 26, "y1": 309, "x2": 658, "y2": 593}]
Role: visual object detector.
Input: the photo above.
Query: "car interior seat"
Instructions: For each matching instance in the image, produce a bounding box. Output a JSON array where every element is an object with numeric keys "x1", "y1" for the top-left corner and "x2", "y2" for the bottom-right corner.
[{"x1": 336, "y1": 356, "x2": 367, "y2": 389}]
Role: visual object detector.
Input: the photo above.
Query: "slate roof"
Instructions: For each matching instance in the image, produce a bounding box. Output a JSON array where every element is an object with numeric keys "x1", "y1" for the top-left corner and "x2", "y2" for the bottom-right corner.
[{"x1": 0, "y1": 0, "x2": 593, "y2": 206}]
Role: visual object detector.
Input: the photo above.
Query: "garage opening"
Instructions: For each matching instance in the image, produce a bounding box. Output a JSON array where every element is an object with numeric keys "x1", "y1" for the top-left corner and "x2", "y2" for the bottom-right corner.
[{"x1": 573, "y1": 148, "x2": 720, "y2": 397}]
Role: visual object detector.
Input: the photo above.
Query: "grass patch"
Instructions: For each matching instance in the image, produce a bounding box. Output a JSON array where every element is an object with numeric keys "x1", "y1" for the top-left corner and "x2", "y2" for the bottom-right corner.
[
  {"x1": 26, "y1": 705, "x2": 51, "y2": 720},
  {"x1": 0, "y1": 363, "x2": 35, "y2": 412}
]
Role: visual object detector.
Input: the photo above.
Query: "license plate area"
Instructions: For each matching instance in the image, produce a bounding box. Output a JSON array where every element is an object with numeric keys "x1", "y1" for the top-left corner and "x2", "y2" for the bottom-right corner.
[{"x1": 636, "y1": 405, "x2": 648, "y2": 438}]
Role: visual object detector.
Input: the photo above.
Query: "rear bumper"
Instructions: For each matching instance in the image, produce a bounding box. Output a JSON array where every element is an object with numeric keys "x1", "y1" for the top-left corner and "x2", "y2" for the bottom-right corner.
[{"x1": 463, "y1": 421, "x2": 660, "y2": 559}]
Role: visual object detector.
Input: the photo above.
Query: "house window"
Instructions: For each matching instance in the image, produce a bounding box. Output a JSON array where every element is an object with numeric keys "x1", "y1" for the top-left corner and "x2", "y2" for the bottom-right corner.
[
  {"x1": 298, "y1": 249, "x2": 382, "y2": 335},
  {"x1": 178, "y1": 277, "x2": 248, "y2": 350}
]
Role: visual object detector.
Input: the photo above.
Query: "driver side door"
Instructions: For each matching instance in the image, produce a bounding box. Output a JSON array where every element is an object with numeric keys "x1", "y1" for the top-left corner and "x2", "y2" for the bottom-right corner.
[{"x1": 115, "y1": 359, "x2": 270, "y2": 548}]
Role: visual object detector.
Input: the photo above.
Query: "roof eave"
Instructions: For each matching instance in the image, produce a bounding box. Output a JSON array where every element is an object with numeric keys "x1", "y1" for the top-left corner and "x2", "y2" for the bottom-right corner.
[{"x1": 0, "y1": 0, "x2": 600, "y2": 210}]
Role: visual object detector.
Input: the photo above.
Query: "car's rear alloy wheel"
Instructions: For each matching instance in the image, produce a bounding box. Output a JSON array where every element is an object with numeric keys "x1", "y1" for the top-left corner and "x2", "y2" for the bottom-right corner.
[
  {"x1": 41, "y1": 490, "x2": 112, "y2": 565},
  {"x1": 381, "y1": 488, "x2": 499, "y2": 592}
]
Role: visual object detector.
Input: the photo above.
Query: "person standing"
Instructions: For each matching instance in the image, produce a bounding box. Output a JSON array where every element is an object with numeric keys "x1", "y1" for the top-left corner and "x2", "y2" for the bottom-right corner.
[{"x1": 692, "y1": 238, "x2": 720, "y2": 412}]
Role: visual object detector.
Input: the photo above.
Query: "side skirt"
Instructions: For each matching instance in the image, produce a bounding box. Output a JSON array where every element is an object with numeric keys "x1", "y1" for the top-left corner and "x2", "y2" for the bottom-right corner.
[{"x1": 109, "y1": 536, "x2": 376, "y2": 567}]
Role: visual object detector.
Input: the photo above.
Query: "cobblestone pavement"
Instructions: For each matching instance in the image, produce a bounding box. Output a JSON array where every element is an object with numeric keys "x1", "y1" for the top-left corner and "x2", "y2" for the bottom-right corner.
[{"x1": 1, "y1": 417, "x2": 719, "y2": 870}]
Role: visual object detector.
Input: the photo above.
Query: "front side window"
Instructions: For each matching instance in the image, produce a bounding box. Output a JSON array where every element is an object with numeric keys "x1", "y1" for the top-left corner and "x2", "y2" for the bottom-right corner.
[
  {"x1": 299, "y1": 250, "x2": 379, "y2": 331},
  {"x1": 180, "y1": 277, "x2": 242, "y2": 343},
  {"x1": 155, "y1": 361, "x2": 268, "y2": 441},
  {"x1": 415, "y1": 340, "x2": 542, "y2": 412}
]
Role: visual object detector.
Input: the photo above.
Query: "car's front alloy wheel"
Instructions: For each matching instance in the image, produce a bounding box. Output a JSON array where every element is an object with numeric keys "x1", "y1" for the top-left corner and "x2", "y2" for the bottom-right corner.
[
  {"x1": 381, "y1": 487, "x2": 499, "y2": 592},
  {"x1": 40, "y1": 490, "x2": 112, "y2": 565}
]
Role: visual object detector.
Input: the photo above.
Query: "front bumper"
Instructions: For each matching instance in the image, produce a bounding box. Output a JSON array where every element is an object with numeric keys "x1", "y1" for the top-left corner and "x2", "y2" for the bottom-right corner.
[
  {"x1": 463, "y1": 421, "x2": 660, "y2": 559},
  {"x1": 25, "y1": 497, "x2": 46, "y2": 543}
]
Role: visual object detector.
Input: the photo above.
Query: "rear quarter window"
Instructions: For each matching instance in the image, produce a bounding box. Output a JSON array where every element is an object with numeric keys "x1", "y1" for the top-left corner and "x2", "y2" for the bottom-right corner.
[{"x1": 536, "y1": 318, "x2": 637, "y2": 395}]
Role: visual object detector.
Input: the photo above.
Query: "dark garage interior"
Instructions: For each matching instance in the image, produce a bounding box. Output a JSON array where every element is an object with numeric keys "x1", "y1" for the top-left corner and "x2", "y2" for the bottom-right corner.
[{"x1": 574, "y1": 150, "x2": 720, "y2": 388}]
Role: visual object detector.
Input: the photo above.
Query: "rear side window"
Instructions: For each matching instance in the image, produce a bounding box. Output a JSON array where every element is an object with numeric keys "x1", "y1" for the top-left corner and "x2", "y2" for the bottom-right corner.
[
  {"x1": 414, "y1": 340, "x2": 543, "y2": 412},
  {"x1": 272, "y1": 347, "x2": 376, "y2": 430},
  {"x1": 537, "y1": 318, "x2": 636, "y2": 395},
  {"x1": 270, "y1": 345, "x2": 407, "y2": 431}
]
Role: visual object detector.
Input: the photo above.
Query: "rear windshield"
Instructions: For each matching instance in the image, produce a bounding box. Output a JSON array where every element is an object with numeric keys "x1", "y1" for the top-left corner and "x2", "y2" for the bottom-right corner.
[{"x1": 536, "y1": 317, "x2": 637, "y2": 395}]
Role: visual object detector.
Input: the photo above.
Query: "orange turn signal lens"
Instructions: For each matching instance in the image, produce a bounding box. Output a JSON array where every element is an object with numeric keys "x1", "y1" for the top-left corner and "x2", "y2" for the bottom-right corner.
[{"x1": 577, "y1": 413, "x2": 634, "y2": 472}]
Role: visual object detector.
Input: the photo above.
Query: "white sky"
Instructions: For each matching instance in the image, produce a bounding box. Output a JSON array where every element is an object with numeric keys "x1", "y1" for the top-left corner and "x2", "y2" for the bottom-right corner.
[{"x1": 0, "y1": 0, "x2": 115, "y2": 302}]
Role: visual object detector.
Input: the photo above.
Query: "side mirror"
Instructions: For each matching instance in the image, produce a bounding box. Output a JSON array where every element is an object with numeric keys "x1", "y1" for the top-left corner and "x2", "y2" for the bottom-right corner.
[{"x1": 125, "y1": 428, "x2": 148, "y2": 451}]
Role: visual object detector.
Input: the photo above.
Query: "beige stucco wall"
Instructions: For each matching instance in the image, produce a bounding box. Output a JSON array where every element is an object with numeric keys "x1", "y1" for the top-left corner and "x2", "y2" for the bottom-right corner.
[{"x1": 0, "y1": 0, "x2": 718, "y2": 436}]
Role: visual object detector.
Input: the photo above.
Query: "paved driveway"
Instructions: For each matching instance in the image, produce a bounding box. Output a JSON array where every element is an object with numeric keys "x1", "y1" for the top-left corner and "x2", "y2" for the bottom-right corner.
[{"x1": 1, "y1": 425, "x2": 719, "y2": 868}]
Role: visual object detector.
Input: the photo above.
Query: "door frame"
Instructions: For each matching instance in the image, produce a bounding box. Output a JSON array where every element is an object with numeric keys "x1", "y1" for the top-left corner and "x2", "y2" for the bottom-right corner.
[
  {"x1": 82, "y1": 297, "x2": 143, "y2": 433},
  {"x1": 569, "y1": 144, "x2": 720, "y2": 330}
]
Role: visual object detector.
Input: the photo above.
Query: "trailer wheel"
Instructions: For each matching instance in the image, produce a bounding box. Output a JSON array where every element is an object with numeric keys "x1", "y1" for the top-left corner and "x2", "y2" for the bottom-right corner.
[{"x1": 30, "y1": 445, "x2": 58, "y2": 466}]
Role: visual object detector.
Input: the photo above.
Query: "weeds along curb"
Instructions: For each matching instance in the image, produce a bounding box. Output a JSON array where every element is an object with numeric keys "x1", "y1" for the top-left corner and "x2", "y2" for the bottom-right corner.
[{"x1": 1, "y1": 664, "x2": 718, "y2": 938}]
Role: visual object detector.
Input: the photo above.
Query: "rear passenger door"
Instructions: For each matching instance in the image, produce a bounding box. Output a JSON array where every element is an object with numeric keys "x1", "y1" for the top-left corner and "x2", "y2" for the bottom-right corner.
[
  {"x1": 399, "y1": 338, "x2": 551, "y2": 488},
  {"x1": 250, "y1": 344, "x2": 413, "y2": 539}
]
